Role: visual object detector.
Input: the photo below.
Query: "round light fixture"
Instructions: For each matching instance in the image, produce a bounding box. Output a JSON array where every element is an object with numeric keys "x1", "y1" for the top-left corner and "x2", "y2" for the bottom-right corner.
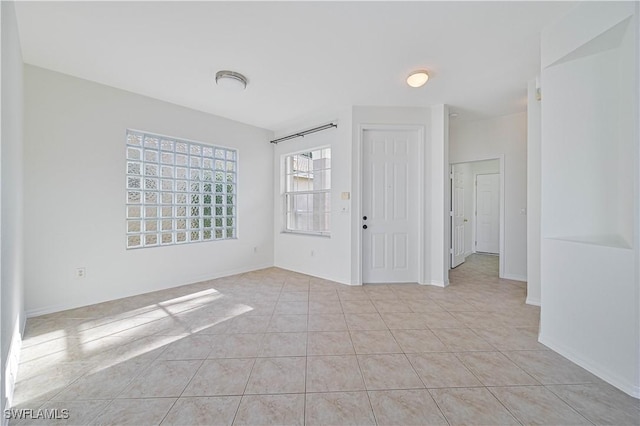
[
  {"x1": 215, "y1": 70, "x2": 248, "y2": 91},
  {"x1": 406, "y1": 70, "x2": 429, "y2": 88}
]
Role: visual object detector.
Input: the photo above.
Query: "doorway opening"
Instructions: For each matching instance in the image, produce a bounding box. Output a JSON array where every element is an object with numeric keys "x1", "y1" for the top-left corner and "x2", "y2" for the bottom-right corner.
[{"x1": 449, "y1": 158, "x2": 504, "y2": 278}]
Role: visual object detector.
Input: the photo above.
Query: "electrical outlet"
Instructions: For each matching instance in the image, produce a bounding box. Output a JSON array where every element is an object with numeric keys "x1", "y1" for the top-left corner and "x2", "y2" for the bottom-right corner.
[{"x1": 75, "y1": 267, "x2": 86, "y2": 279}]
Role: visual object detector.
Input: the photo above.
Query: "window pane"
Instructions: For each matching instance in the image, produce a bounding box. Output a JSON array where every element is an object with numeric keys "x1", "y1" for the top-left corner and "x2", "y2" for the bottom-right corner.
[
  {"x1": 283, "y1": 147, "x2": 331, "y2": 235},
  {"x1": 127, "y1": 132, "x2": 142, "y2": 146},
  {"x1": 127, "y1": 235, "x2": 141, "y2": 248},
  {"x1": 127, "y1": 206, "x2": 141, "y2": 218},
  {"x1": 161, "y1": 152, "x2": 174, "y2": 164},
  {"x1": 127, "y1": 147, "x2": 141, "y2": 160},
  {"x1": 127, "y1": 162, "x2": 141, "y2": 175},
  {"x1": 144, "y1": 136, "x2": 159, "y2": 149},
  {"x1": 145, "y1": 206, "x2": 158, "y2": 218},
  {"x1": 127, "y1": 221, "x2": 141, "y2": 233},
  {"x1": 161, "y1": 140, "x2": 174, "y2": 151},
  {"x1": 145, "y1": 234, "x2": 158, "y2": 246}
]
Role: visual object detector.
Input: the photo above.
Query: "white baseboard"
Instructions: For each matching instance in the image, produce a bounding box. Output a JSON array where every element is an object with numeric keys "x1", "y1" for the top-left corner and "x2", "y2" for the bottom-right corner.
[
  {"x1": 539, "y1": 333, "x2": 640, "y2": 398},
  {"x1": 273, "y1": 265, "x2": 351, "y2": 286},
  {"x1": 426, "y1": 280, "x2": 449, "y2": 288},
  {"x1": 3, "y1": 318, "x2": 24, "y2": 421},
  {"x1": 501, "y1": 273, "x2": 527, "y2": 282},
  {"x1": 525, "y1": 296, "x2": 541, "y2": 306},
  {"x1": 26, "y1": 262, "x2": 274, "y2": 318}
]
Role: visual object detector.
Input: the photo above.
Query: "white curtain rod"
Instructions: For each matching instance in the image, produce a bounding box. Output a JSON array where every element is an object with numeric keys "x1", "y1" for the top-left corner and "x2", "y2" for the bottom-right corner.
[{"x1": 270, "y1": 122, "x2": 337, "y2": 144}]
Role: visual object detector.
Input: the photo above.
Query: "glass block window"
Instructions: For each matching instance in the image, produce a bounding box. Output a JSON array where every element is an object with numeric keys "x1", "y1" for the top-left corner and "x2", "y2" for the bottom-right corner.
[
  {"x1": 284, "y1": 148, "x2": 331, "y2": 236},
  {"x1": 126, "y1": 130, "x2": 237, "y2": 249}
]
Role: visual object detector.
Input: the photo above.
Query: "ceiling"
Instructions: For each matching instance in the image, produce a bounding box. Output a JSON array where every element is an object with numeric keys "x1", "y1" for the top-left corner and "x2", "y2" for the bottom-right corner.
[{"x1": 15, "y1": 1, "x2": 576, "y2": 131}]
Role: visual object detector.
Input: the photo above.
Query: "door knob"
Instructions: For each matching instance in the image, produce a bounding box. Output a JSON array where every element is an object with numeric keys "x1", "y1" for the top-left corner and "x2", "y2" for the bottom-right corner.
[
  {"x1": 363, "y1": 216, "x2": 367, "y2": 220},
  {"x1": 363, "y1": 224, "x2": 368, "y2": 230}
]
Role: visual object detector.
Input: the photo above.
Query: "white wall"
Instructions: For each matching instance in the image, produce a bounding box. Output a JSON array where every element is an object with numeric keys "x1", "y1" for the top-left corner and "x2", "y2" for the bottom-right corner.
[
  {"x1": 23, "y1": 66, "x2": 274, "y2": 316},
  {"x1": 450, "y1": 113, "x2": 528, "y2": 281},
  {"x1": 430, "y1": 105, "x2": 450, "y2": 287},
  {"x1": 273, "y1": 109, "x2": 353, "y2": 284},
  {"x1": 1, "y1": 0, "x2": 25, "y2": 413},
  {"x1": 527, "y1": 79, "x2": 542, "y2": 306},
  {"x1": 0, "y1": 2, "x2": 24, "y2": 408},
  {"x1": 540, "y1": 2, "x2": 639, "y2": 397},
  {"x1": 274, "y1": 105, "x2": 448, "y2": 288}
]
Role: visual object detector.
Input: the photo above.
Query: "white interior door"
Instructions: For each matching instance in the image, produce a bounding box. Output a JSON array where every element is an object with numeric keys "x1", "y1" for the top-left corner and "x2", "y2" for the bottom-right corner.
[
  {"x1": 451, "y1": 166, "x2": 466, "y2": 268},
  {"x1": 476, "y1": 173, "x2": 500, "y2": 254},
  {"x1": 362, "y1": 129, "x2": 419, "y2": 283}
]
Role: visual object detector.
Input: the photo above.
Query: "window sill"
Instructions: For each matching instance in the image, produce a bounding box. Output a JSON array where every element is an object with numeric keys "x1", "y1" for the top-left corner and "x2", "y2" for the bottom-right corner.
[{"x1": 281, "y1": 230, "x2": 331, "y2": 238}]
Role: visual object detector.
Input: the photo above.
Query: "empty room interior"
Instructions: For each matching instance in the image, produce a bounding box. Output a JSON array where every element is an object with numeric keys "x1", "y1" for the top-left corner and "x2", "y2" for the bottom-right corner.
[{"x1": 1, "y1": 1, "x2": 639, "y2": 425}]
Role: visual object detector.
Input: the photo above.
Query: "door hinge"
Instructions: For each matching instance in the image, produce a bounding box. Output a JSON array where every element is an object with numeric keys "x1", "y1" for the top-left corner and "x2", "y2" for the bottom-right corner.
[{"x1": 450, "y1": 248, "x2": 454, "y2": 254}]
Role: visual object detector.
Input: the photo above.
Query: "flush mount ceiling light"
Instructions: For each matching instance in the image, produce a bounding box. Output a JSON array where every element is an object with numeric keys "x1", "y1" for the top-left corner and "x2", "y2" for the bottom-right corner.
[
  {"x1": 406, "y1": 70, "x2": 429, "y2": 88},
  {"x1": 215, "y1": 70, "x2": 248, "y2": 91}
]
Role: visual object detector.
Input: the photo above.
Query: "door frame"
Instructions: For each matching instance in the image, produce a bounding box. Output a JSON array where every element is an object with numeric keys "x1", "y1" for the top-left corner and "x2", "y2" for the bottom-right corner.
[
  {"x1": 449, "y1": 156, "x2": 505, "y2": 279},
  {"x1": 355, "y1": 124, "x2": 426, "y2": 285}
]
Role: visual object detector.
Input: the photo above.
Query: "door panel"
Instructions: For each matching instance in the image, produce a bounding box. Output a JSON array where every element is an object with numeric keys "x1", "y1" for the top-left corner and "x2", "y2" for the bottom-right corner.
[
  {"x1": 451, "y1": 167, "x2": 466, "y2": 268},
  {"x1": 476, "y1": 173, "x2": 500, "y2": 254},
  {"x1": 393, "y1": 233, "x2": 408, "y2": 269},
  {"x1": 362, "y1": 129, "x2": 419, "y2": 283},
  {"x1": 372, "y1": 233, "x2": 386, "y2": 269}
]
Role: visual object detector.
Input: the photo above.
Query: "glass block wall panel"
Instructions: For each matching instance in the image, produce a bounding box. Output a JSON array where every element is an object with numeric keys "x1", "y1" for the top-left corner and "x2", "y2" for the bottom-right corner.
[
  {"x1": 283, "y1": 148, "x2": 331, "y2": 235},
  {"x1": 126, "y1": 130, "x2": 237, "y2": 249}
]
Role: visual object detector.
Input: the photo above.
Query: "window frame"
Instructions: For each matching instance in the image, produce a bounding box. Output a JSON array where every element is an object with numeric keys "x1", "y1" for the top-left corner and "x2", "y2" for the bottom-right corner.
[
  {"x1": 125, "y1": 129, "x2": 238, "y2": 249},
  {"x1": 282, "y1": 146, "x2": 331, "y2": 237}
]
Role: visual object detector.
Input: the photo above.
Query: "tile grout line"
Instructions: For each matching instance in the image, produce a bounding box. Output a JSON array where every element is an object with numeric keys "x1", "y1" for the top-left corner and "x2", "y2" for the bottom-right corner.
[
  {"x1": 542, "y1": 384, "x2": 598, "y2": 425},
  {"x1": 159, "y1": 356, "x2": 207, "y2": 423},
  {"x1": 304, "y1": 275, "x2": 311, "y2": 426}
]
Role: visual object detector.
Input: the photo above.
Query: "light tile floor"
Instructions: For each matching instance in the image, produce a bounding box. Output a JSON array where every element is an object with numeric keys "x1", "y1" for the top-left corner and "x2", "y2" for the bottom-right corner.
[{"x1": 10, "y1": 255, "x2": 640, "y2": 425}]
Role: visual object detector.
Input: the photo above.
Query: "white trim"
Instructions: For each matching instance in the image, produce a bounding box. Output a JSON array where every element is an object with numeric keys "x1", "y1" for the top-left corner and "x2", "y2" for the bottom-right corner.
[
  {"x1": 26, "y1": 262, "x2": 272, "y2": 318},
  {"x1": 3, "y1": 318, "x2": 23, "y2": 419},
  {"x1": 426, "y1": 279, "x2": 449, "y2": 288},
  {"x1": 356, "y1": 124, "x2": 426, "y2": 285},
  {"x1": 525, "y1": 296, "x2": 541, "y2": 306},
  {"x1": 539, "y1": 333, "x2": 640, "y2": 398},
  {"x1": 502, "y1": 273, "x2": 527, "y2": 282},
  {"x1": 275, "y1": 266, "x2": 352, "y2": 286}
]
